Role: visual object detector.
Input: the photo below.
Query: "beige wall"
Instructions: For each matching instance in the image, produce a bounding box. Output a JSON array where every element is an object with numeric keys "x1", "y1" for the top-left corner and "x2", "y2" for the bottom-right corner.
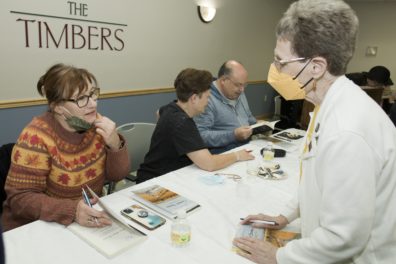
[
  {"x1": 348, "y1": 1, "x2": 396, "y2": 77},
  {"x1": 3, "y1": 0, "x2": 393, "y2": 103},
  {"x1": 0, "y1": 0, "x2": 292, "y2": 101}
]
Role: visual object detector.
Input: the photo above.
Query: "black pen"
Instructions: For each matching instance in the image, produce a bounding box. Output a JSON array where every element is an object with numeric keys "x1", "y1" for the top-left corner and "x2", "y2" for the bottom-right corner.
[
  {"x1": 240, "y1": 217, "x2": 279, "y2": 226},
  {"x1": 273, "y1": 135, "x2": 292, "y2": 142}
]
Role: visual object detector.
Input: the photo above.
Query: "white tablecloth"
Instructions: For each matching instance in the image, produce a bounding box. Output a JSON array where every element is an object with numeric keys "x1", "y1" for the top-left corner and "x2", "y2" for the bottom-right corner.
[{"x1": 3, "y1": 138, "x2": 302, "y2": 264}]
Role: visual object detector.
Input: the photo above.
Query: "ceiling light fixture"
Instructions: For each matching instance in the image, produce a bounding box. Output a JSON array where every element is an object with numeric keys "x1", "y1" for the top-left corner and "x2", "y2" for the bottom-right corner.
[{"x1": 197, "y1": 5, "x2": 216, "y2": 23}]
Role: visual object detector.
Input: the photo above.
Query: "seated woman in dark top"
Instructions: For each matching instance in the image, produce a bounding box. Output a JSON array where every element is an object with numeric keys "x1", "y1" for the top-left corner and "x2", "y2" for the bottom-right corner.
[{"x1": 137, "y1": 68, "x2": 254, "y2": 183}]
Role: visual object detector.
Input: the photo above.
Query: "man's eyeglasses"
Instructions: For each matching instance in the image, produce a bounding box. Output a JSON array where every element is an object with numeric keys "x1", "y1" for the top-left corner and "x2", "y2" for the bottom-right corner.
[
  {"x1": 273, "y1": 57, "x2": 306, "y2": 69},
  {"x1": 226, "y1": 77, "x2": 248, "y2": 89},
  {"x1": 64, "y1": 87, "x2": 100, "y2": 108}
]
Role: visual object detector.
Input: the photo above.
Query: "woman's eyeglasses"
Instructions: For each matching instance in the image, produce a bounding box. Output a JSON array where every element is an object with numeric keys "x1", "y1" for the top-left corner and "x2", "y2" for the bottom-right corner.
[
  {"x1": 273, "y1": 57, "x2": 306, "y2": 69},
  {"x1": 64, "y1": 88, "x2": 100, "y2": 108}
]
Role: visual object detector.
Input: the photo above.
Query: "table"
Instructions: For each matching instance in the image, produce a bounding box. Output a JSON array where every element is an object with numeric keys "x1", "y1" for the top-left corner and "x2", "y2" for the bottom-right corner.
[{"x1": 3, "y1": 138, "x2": 302, "y2": 264}]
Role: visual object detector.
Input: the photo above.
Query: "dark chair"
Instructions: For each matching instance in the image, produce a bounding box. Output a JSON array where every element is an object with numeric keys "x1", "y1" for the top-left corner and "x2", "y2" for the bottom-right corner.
[
  {"x1": 274, "y1": 97, "x2": 304, "y2": 130},
  {"x1": 0, "y1": 143, "x2": 15, "y2": 214},
  {"x1": 361, "y1": 86, "x2": 384, "y2": 105},
  {"x1": 299, "y1": 100, "x2": 315, "y2": 130}
]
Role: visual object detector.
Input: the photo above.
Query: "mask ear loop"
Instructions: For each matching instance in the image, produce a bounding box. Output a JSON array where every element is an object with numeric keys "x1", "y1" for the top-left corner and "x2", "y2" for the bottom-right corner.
[
  {"x1": 301, "y1": 78, "x2": 314, "y2": 89},
  {"x1": 293, "y1": 58, "x2": 314, "y2": 88},
  {"x1": 54, "y1": 106, "x2": 76, "y2": 121}
]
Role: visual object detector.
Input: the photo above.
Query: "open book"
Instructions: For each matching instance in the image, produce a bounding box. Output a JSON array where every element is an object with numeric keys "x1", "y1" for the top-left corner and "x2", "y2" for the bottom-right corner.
[
  {"x1": 131, "y1": 185, "x2": 200, "y2": 219},
  {"x1": 250, "y1": 120, "x2": 280, "y2": 130},
  {"x1": 232, "y1": 224, "x2": 300, "y2": 253},
  {"x1": 67, "y1": 187, "x2": 146, "y2": 258},
  {"x1": 270, "y1": 128, "x2": 305, "y2": 143},
  {"x1": 265, "y1": 128, "x2": 306, "y2": 152}
]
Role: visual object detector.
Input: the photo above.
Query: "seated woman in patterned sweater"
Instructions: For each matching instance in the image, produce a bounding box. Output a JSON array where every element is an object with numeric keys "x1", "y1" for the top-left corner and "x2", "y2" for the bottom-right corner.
[{"x1": 2, "y1": 63, "x2": 130, "y2": 231}]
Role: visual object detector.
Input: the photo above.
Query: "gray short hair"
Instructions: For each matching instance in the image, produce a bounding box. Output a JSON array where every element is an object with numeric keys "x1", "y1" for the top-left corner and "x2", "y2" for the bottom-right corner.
[{"x1": 276, "y1": 0, "x2": 359, "y2": 76}]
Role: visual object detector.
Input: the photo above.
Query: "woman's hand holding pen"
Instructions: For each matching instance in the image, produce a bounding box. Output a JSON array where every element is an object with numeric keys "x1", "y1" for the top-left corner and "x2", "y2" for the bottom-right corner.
[
  {"x1": 240, "y1": 214, "x2": 288, "y2": 230},
  {"x1": 234, "y1": 214, "x2": 287, "y2": 263},
  {"x1": 75, "y1": 197, "x2": 112, "y2": 228}
]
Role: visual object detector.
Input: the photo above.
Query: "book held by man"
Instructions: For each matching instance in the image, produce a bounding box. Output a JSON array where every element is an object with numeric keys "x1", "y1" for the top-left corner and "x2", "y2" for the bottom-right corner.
[
  {"x1": 250, "y1": 120, "x2": 280, "y2": 130},
  {"x1": 131, "y1": 185, "x2": 201, "y2": 219},
  {"x1": 67, "y1": 186, "x2": 147, "y2": 258}
]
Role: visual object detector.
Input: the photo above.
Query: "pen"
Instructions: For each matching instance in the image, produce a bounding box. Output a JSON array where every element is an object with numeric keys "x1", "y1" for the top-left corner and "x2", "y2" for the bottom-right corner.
[
  {"x1": 240, "y1": 218, "x2": 279, "y2": 226},
  {"x1": 273, "y1": 135, "x2": 292, "y2": 142},
  {"x1": 82, "y1": 188, "x2": 99, "y2": 225}
]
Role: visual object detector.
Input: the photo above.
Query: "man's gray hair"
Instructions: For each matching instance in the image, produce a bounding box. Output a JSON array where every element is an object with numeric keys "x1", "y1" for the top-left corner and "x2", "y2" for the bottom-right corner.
[{"x1": 276, "y1": 0, "x2": 359, "y2": 76}]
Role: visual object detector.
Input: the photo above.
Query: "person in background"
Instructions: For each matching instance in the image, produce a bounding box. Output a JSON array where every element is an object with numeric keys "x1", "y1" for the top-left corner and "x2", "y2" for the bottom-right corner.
[
  {"x1": 346, "y1": 65, "x2": 393, "y2": 87},
  {"x1": 347, "y1": 65, "x2": 394, "y2": 112},
  {"x1": 234, "y1": 0, "x2": 396, "y2": 263},
  {"x1": 137, "y1": 68, "x2": 254, "y2": 183},
  {"x1": 2, "y1": 63, "x2": 130, "y2": 231},
  {"x1": 194, "y1": 60, "x2": 267, "y2": 154}
]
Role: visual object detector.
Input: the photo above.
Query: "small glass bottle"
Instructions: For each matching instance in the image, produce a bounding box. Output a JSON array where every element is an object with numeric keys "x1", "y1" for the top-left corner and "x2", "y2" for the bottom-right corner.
[
  {"x1": 262, "y1": 143, "x2": 275, "y2": 161},
  {"x1": 170, "y1": 210, "x2": 191, "y2": 247}
]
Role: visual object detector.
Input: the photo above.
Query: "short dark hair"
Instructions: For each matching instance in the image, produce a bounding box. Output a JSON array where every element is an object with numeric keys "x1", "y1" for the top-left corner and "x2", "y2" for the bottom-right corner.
[{"x1": 174, "y1": 68, "x2": 213, "y2": 102}]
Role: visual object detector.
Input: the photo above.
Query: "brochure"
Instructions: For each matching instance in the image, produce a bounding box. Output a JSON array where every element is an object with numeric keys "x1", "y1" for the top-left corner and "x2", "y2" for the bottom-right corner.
[{"x1": 131, "y1": 185, "x2": 200, "y2": 219}]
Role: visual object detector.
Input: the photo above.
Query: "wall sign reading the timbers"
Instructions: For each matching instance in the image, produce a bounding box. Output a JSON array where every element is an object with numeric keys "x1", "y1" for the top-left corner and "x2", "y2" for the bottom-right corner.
[{"x1": 11, "y1": 1, "x2": 126, "y2": 51}]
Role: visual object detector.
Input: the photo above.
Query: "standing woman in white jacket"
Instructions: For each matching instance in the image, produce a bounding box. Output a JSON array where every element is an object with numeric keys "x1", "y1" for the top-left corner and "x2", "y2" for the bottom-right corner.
[{"x1": 234, "y1": 0, "x2": 396, "y2": 263}]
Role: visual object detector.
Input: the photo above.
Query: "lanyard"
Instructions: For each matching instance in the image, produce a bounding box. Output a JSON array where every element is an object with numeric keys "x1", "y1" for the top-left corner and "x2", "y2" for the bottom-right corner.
[{"x1": 299, "y1": 105, "x2": 320, "y2": 180}]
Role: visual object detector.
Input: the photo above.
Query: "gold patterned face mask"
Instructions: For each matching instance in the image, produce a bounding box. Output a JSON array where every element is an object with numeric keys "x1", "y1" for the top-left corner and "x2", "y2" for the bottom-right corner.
[{"x1": 267, "y1": 61, "x2": 313, "y2": 101}]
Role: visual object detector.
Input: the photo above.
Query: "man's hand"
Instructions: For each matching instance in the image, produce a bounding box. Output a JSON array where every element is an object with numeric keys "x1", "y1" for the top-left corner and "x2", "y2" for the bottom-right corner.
[{"x1": 234, "y1": 126, "x2": 253, "y2": 141}]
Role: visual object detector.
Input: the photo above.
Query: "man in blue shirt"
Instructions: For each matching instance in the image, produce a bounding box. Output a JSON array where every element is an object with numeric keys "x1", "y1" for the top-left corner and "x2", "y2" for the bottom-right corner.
[{"x1": 194, "y1": 60, "x2": 260, "y2": 153}]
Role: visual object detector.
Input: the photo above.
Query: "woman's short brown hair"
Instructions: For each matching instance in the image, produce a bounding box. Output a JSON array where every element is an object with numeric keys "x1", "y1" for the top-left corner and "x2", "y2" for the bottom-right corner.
[
  {"x1": 37, "y1": 63, "x2": 97, "y2": 108},
  {"x1": 174, "y1": 68, "x2": 213, "y2": 102}
]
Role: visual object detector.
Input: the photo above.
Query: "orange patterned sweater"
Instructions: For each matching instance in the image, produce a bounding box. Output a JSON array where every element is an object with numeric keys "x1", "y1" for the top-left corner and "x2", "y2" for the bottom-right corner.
[{"x1": 2, "y1": 112, "x2": 130, "y2": 231}]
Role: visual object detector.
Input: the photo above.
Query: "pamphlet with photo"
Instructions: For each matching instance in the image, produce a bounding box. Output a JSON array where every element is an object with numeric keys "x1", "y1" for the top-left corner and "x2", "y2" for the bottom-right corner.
[{"x1": 131, "y1": 185, "x2": 200, "y2": 219}]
